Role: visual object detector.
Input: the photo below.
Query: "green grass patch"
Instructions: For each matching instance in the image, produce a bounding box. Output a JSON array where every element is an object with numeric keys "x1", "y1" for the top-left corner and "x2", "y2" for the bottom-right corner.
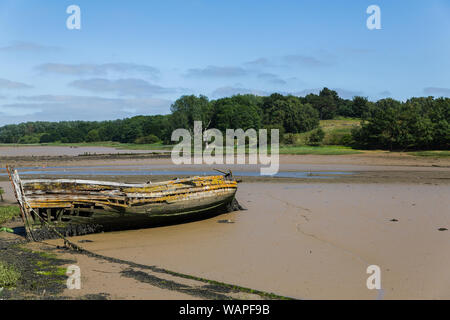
[
  {"x1": 281, "y1": 118, "x2": 361, "y2": 147},
  {"x1": 319, "y1": 118, "x2": 361, "y2": 128},
  {"x1": 36, "y1": 267, "x2": 67, "y2": 277},
  {"x1": 279, "y1": 145, "x2": 362, "y2": 155},
  {"x1": 320, "y1": 119, "x2": 360, "y2": 146},
  {"x1": 410, "y1": 151, "x2": 450, "y2": 157},
  {"x1": 36, "y1": 251, "x2": 58, "y2": 259},
  {"x1": 0, "y1": 262, "x2": 21, "y2": 288},
  {"x1": 0, "y1": 206, "x2": 21, "y2": 225}
]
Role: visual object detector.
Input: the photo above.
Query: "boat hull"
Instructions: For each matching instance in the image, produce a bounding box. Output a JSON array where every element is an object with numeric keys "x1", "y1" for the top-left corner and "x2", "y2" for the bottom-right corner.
[
  {"x1": 28, "y1": 190, "x2": 237, "y2": 239},
  {"x1": 6, "y1": 169, "x2": 239, "y2": 240}
]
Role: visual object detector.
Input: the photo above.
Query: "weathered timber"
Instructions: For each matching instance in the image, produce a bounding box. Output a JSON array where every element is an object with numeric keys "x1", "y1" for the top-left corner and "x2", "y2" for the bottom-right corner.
[{"x1": 7, "y1": 167, "x2": 240, "y2": 240}]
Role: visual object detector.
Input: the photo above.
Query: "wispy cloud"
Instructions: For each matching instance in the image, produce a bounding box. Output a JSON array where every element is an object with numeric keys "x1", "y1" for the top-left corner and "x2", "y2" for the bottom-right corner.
[
  {"x1": 257, "y1": 73, "x2": 287, "y2": 85},
  {"x1": 378, "y1": 90, "x2": 392, "y2": 97},
  {"x1": 211, "y1": 86, "x2": 269, "y2": 98},
  {"x1": 0, "y1": 78, "x2": 33, "y2": 90},
  {"x1": 185, "y1": 66, "x2": 247, "y2": 78},
  {"x1": 0, "y1": 41, "x2": 60, "y2": 52},
  {"x1": 243, "y1": 54, "x2": 333, "y2": 71},
  {"x1": 244, "y1": 58, "x2": 272, "y2": 68},
  {"x1": 0, "y1": 95, "x2": 172, "y2": 125},
  {"x1": 423, "y1": 87, "x2": 450, "y2": 97},
  {"x1": 69, "y1": 78, "x2": 176, "y2": 97},
  {"x1": 333, "y1": 88, "x2": 364, "y2": 99},
  {"x1": 292, "y1": 88, "x2": 363, "y2": 99},
  {"x1": 36, "y1": 63, "x2": 160, "y2": 79},
  {"x1": 292, "y1": 88, "x2": 321, "y2": 96},
  {"x1": 282, "y1": 54, "x2": 331, "y2": 67}
]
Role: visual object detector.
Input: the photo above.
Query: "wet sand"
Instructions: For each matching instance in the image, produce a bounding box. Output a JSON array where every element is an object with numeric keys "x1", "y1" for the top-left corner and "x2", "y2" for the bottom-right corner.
[
  {"x1": 1, "y1": 147, "x2": 449, "y2": 299},
  {"x1": 0, "y1": 145, "x2": 164, "y2": 157},
  {"x1": 30, "y1": 182, "x2": 449, "y2": 300},
  {"x1": 0, "y1": 145, "x2": 449, "y2": 169}
]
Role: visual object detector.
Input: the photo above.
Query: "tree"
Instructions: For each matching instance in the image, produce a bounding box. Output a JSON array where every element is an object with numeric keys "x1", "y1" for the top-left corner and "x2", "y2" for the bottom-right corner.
[
  {"x1": 135, "y1": 134, "x2": 160, "y2": 144},
  {"x1": 307, "y1": 128, "x2": 325, "y2": 146},
  {"x1": 352, "y1": 96, "x2": 369, "y2": 118},
  {"x1": 261, "y1": 95, "x2": 319, "y2": 133},
  {"x1": 85, "y1": 129, "x2": 101, "y2": 142},
  {"x1": 304, "y1": 88, "x2": 339, "y2": 119},
  {"x1": 169, "y1": 95, "x2": 213, "y2": 134},
  {"x1": 352, "y1": 97, "x2": 449, "y2": 150},
  {"x1": 39, "y1": 133, "x2": 54, "y2": 143},
  {"x1": 212, "y1": 95, "x2": 262, "y2": 131}
]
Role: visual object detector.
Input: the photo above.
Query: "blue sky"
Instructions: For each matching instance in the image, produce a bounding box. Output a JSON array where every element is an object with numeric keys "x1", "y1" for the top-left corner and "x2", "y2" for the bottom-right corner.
[{"x1": 0, "y1": 0, "x2": 449, "y2": 124}]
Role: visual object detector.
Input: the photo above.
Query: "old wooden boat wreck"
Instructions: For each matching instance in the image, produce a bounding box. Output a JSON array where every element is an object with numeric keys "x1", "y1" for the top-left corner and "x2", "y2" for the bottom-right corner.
[{"x1": 6, "y1": 166, "x2": 240, "y2": 240}]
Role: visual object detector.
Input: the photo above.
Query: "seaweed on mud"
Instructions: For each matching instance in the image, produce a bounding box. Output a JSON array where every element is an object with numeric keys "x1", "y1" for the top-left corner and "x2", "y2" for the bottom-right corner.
[
  {"x1": 121, "y1": 269, "x2": 232, "y2": 300},
  {"x1": 29, "y1": 224, "x2": 104, "y2": 241},
  {"x1": 201, "y1": 283, "x2": 238, "y2": 294},
  {"x1": 65, "y1": 246, "x2": 292, "y2": 300},
  {"x1": 0, "y1": 242, "x2": 75, "y2": 299},
  {"x1": 79, "y1": 293, "x2": 110, "y2": 300}
]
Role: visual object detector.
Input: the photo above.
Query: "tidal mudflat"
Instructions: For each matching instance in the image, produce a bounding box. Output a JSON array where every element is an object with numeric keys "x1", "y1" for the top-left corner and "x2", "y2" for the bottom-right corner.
[
  {"x1": 1, "y1": 148, "x2": 449, "y2": 299},
  {"x1": 29, "y1": 182, "x2": 449, "y2": 300}
]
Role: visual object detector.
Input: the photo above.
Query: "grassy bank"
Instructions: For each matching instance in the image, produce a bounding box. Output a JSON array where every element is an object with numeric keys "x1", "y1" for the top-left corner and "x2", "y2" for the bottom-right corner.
[
  {"x1": 279, "y1": 145, "x2": 361, "y2": 155},
  {"x1": 0, "y1": 244, "x2": 77, "y2": 299},
  {"x1": 0, "y1": 262, "x2": 20, "y2": 288},
  {"x1": 0, "y1": 206, "x2": 20, "y2": 225},
  {"x1": 410, "y1": 151, "x2": 450, "y2": 157}
]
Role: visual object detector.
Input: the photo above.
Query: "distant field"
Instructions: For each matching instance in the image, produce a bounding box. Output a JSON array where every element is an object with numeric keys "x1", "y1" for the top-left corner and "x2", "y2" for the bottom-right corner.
[
  {"x1": 283, "y1": 118, "x2": 360, "y2": 146},
  {"x1": 279, "y1": 145, "x2": 362, "y2": 155},
  {"x1": 410, "y1": 151, "x2": 450, "y2": 157}
]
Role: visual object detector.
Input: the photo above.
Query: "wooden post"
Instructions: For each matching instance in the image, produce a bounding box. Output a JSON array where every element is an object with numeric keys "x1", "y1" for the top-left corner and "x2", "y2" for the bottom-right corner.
[{"x1": 5, "y1": 165, "x2": 34, "y2": 239}]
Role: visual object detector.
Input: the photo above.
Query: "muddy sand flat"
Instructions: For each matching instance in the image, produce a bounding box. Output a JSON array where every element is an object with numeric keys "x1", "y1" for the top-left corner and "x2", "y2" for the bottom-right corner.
[
  {"x1": 26, "y1": 182, "x2": 448, "y2": 300},
  {"x1": 0, "y1": 145, "x2": 165, "y2": 157},
  {"x1": 1, "y1": 150, "x2": 449, "y2": 299}
]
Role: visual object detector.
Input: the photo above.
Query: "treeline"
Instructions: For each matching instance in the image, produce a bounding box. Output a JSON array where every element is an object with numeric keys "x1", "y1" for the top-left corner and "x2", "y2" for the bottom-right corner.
[
  {"x1": 0, "y1": 88, "x2": 366, "y2": 144},
  {"x1": 353, "y1": 97, "x2": 449, "y2": 150},
  {"x1": 0, "y1": 88, "x2": 448, "y2": 150},
  {"x1": 0, "y1": 115, "x2": 170, "y2": 145}
]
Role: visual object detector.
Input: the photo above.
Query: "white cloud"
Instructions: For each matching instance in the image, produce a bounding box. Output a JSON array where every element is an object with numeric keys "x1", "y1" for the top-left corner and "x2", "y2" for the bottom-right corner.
[
  {"x1": 185, "y1": 66, "x2": 247, "y2": 78},
  {"x1": 36, "y1": 63, "x2": 160, "y2": 79},
  {"x1": 0, "y1": 78, "x2": 33, "y2": 90},
  {"x1": 211, "y1": 86, "x2": 269, "y2": 98},
  {"x1": 282, "y1": 54, "x2": 332, "y2": 67},
  {"x1": 0, "y1": 95, "x2": 172, "y2": 125},
  {"x1": 69, "y1": 78, "x2": 176, "y2": 97},
  {"x1": 0, "y1": 41, "x2": 60, "y2": 53},
  {"x1": 257, "y1": 73, "x2": 287, "y2": 85},
  {"x1": 424, "y1": 87, "x2": 450, "y2": 97}
]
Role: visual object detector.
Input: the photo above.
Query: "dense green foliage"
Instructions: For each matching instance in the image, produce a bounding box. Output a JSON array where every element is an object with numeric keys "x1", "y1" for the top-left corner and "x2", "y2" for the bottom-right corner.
[
  {"x1": 0, "y1": 115, "x2": 171, "y2": 144},
  {"x1": 352, "y1": 97, "x2": 449, "y2": 150},
  {"x1": 307, "y1": 128, "x2": 325, "y2": 146},
  {"x1": 0, "y1": 88, "x2": 448, "y2": 150}
]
